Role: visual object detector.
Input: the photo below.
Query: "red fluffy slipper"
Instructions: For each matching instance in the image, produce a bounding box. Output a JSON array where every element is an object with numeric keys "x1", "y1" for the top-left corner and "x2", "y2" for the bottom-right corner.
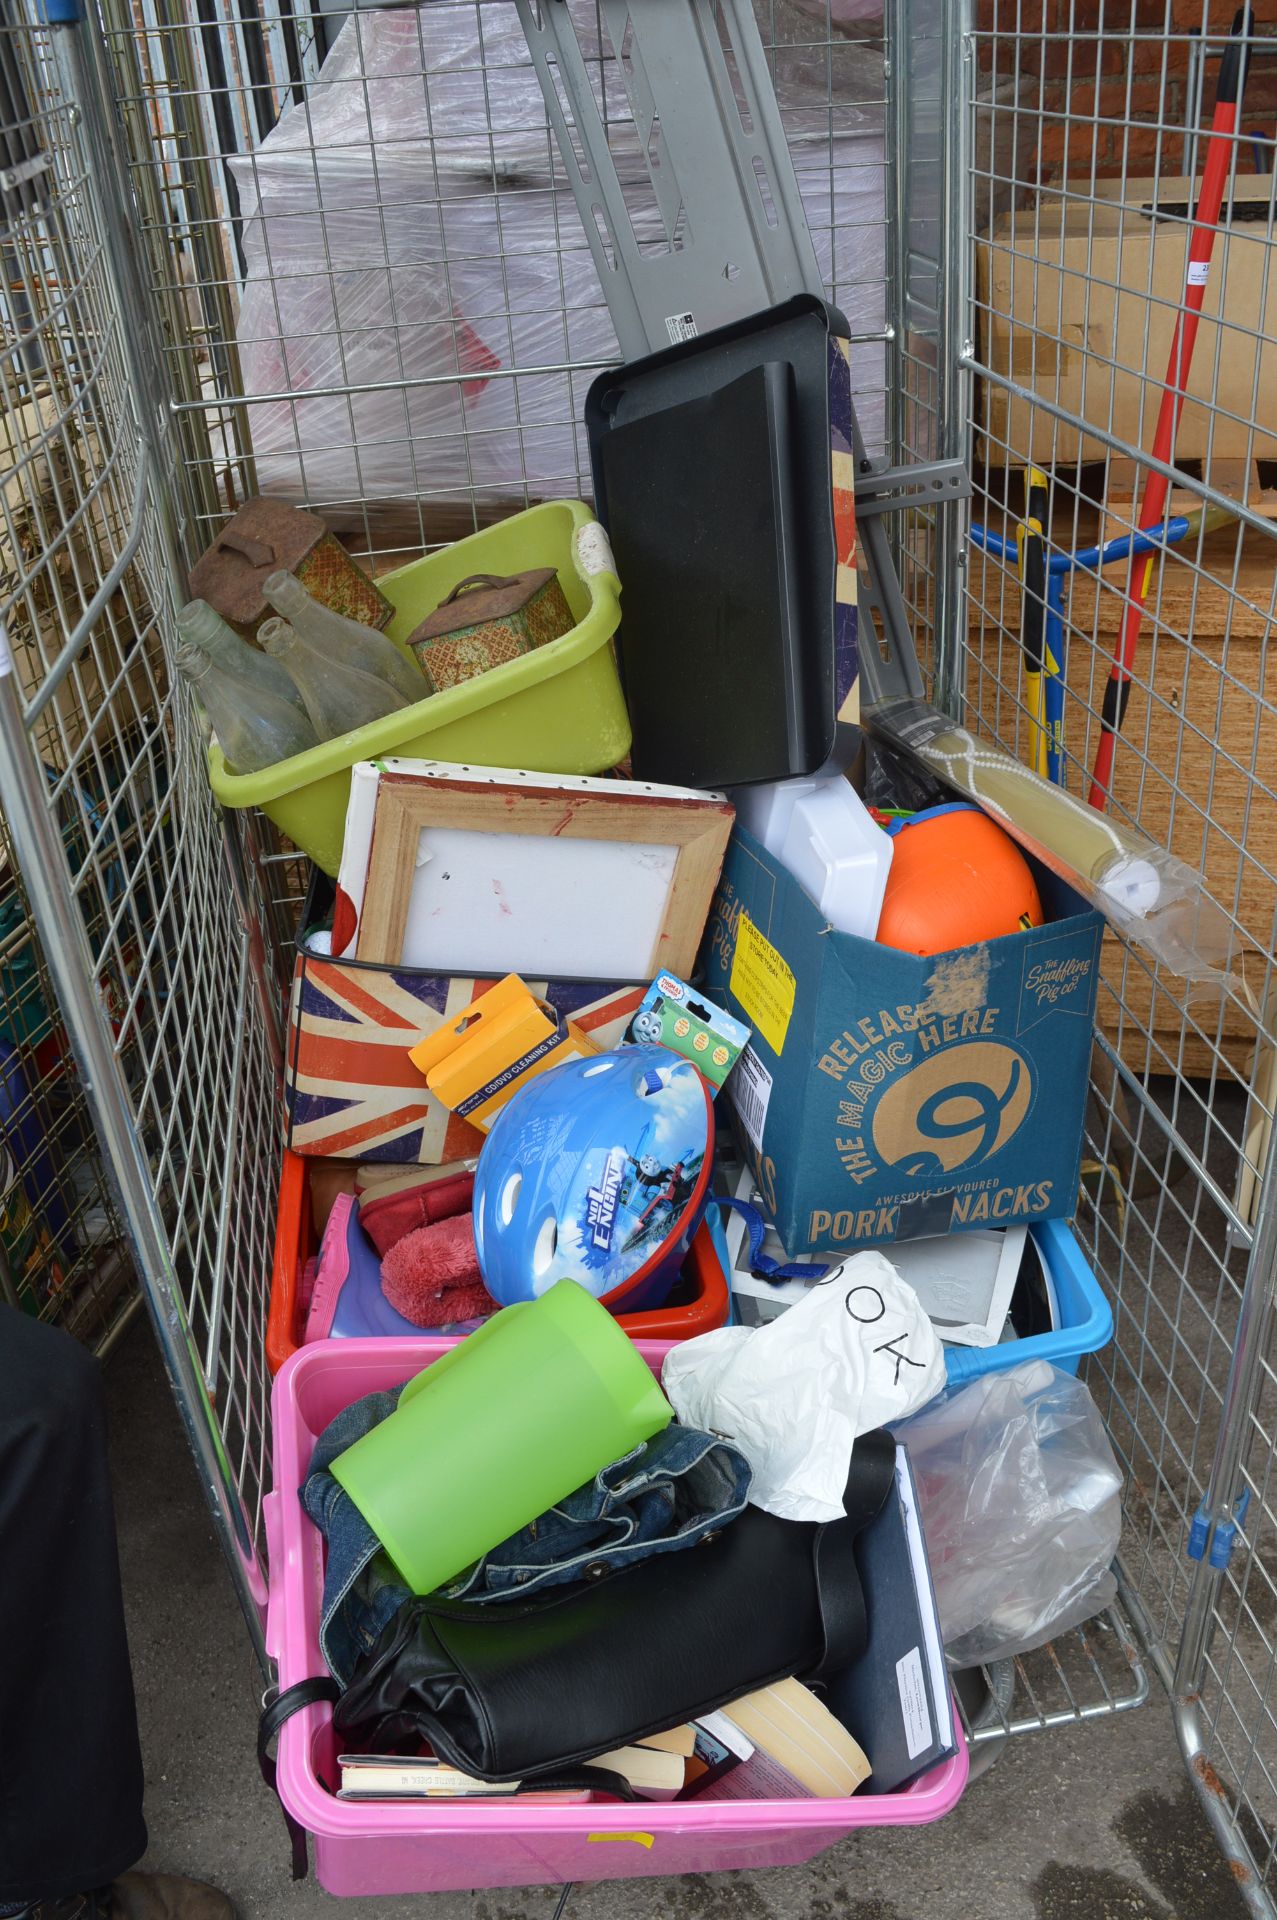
[
  {"x1": 380, "y1": 1213, "x2": 495, "y2": 1328},
  {"x1": 360, "y1": 1170, "x2": 475, "y2": 1258}
]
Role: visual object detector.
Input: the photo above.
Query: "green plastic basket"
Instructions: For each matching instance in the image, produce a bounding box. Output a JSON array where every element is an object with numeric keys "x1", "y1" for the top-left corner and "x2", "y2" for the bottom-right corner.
[{"x1": 206, "y1": 500, "x2": 630, "y2": 875}]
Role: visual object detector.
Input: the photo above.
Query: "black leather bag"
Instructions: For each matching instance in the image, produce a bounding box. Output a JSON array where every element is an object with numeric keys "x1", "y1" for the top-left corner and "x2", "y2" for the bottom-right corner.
[{"x1": 333, "y1": 1426, "x2": 896, "y2": 1781}]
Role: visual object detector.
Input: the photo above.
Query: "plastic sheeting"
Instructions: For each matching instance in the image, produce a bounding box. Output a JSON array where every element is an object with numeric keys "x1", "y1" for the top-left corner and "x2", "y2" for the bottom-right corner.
[
  {"x1": 229, "y1": 2, "x2": 888, "y2": 526},
  {"x1": 897, "y1": 1360, "x2": 1122, "y2": 1666}
]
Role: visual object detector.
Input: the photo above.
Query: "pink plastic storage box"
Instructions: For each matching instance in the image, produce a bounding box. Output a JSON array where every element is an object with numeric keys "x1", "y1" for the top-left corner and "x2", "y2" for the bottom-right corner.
[{"x1": 266, "y1": 1337, "x2": 968, "y2": 1897}]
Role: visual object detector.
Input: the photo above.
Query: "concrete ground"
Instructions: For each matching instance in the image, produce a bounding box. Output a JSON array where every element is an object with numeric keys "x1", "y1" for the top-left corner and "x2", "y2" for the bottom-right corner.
[{"x1": 105, "y1": 1316, "x2": 1252, "y2": 1920}]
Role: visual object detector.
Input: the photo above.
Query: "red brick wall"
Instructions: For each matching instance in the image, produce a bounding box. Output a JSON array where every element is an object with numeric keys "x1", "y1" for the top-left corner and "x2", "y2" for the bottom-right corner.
[{"x1": 974, "y1": 2, "x2": 1276, "y2": 184}]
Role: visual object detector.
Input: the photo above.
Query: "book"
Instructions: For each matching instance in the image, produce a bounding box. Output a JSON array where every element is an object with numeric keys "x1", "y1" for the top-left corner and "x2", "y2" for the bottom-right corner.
[
  {"x1": 822, "y1": 1442, "x2": 958, "y2": 1795},
  {"x1": 336, "y1": 1757, "x2": 587, "y2": 1803},
  {"x1": 890, "y1": 1228, "x2": 1027, "y2": 1348},
  {"x1": 688, "y1": 1680, "x2": 870, "y2": 1801},
  {"x1": 636, "y1": 1723, "x2": 698, "y2": 1758},
  {"x1": 588, "y1": 1744, "x2": 686, "y2": 1800},
  {"x1": 681, "y1": 1714, "x2": 753, "y2": 1797},
  {"x1": 338, "y1": 1743, "x2": 682, "y2": 1803}
]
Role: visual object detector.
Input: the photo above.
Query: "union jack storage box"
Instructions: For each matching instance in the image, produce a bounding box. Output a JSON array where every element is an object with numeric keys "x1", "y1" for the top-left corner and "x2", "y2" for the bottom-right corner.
[{"x1": 285, "y1": 930, "x2": 644, "y2": 1165}]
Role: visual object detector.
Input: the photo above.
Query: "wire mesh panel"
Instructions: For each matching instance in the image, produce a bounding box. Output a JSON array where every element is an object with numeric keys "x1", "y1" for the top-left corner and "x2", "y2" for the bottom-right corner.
[
  {"x1": 958, "y1": 1605, "x2": 1150, "y2": 1749},
  {"x1": 0, "y1": 2, "x2": 287, "y2": 1656},
  {"x1": 0, "y1": 849, "x2": 134, "y2": 1350},
  {"x1": 101, "y1": 0, "x2": 894, "y2": 579},
  {"x1": 30, "y1": 0, "x2": 904, "y2": 1666},
  {"x1": 0, "y1": 893, "x2": 129, "y2": 1346},
  {"x1": 959, "y1": 3, "x2": 1277, "y2": 1906}
]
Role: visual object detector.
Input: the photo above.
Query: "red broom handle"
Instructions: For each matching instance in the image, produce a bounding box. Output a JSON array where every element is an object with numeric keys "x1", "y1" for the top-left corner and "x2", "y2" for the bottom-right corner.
[{"x1": 1088, "y1": 10, "x2": 1253, "y2": 810}]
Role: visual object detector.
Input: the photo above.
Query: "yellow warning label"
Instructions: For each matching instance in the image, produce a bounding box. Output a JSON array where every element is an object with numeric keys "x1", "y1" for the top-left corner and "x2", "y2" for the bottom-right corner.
[
  {"x1": 587, "y1": 1832, "x2": 655, "y2": 1849},
  {"x1": 729, "y1": 914, "x2": 796, "y2": 1056}
]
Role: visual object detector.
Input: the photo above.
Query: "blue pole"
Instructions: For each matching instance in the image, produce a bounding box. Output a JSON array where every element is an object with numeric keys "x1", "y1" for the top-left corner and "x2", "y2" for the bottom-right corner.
[{"x1": 970, "y1": 513, "x2": 1200, "y2": 788}]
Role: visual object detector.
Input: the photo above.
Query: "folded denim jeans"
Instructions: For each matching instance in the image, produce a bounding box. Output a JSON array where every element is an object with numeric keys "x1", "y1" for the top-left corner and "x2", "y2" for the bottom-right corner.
[{"x1": 302, "y1": 1387, "x2": 752, "y2": 1686}]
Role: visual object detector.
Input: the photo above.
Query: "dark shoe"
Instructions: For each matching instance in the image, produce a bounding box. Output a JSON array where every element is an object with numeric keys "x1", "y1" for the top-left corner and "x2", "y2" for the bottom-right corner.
[
  {"x1": 9, "y1": 1872, "x2": 235, "y2": 1920},
  {"x1": 106, "y1": 1879, "x2": 236, "y2": 1920},
  {"x1": 10, "y1": 1900, "x2": 98, "y2": 1920},
  {"x1": 13, "y1": 1900, "x2": 105, "y2": 1920}
]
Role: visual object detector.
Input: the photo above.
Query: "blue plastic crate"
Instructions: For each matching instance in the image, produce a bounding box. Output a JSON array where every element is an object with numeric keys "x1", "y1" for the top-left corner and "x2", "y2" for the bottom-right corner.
[{"x1": 943, "y1": 1218, "x2": 1112, "y2": 1388}]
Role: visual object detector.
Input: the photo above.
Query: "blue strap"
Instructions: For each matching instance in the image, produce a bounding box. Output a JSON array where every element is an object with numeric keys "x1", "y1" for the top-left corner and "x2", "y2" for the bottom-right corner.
[
  {"x1": 881, "y1": 799, "x2": 975, "y2": 837},
  {"x1": 714, "y1": 1196, "x2": 832, "y2": 1281}
]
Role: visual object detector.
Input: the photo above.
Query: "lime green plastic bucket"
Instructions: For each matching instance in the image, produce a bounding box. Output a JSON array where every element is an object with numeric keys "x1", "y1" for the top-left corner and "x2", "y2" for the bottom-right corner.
[
  {"x1": 206, "y1": 501, "x2": 630, "y2": 876},
  {"x1": 329, "y1": 1279, "x2": 673, "y2": 1596}
]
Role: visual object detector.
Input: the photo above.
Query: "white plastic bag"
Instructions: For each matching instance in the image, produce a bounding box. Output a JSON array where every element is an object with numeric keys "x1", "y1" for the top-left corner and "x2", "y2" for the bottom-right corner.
[
  {"x1": 661, "y1": 1251, "x2": 946, "y2": 1522},
  {"x1": 897, "y1": 1359, "x2": 1122, "y2": 1665}
]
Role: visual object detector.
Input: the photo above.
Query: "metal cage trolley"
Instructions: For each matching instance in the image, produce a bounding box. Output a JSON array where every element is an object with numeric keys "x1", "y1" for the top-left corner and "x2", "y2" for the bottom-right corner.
[{"x1": 1, "y1": 0, "x2": 1274, "y2": 1905}]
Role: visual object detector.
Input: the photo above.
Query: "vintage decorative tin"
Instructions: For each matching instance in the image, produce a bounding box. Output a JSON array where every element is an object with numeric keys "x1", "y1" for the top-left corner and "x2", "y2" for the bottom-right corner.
[
  {"x1": 405, "y1": 568, "x2": 573, "y2": 688},
  {"x1": 189, "y1": 496, "x2": 393, "y2": 634}
]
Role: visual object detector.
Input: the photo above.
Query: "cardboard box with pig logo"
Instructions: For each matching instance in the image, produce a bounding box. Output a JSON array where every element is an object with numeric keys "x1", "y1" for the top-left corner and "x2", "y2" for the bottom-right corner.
[{"x1": 701, "y1": 827, "x2": 1103, "y2": 1254}]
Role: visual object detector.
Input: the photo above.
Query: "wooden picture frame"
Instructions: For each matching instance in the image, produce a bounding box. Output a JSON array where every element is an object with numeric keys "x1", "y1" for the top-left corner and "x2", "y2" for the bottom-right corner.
[{"x1": 354, "y1": 766, "x2": 734, "y2": 979}]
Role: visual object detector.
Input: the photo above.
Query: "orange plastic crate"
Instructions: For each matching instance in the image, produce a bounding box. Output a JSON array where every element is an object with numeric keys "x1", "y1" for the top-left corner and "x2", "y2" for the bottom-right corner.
[{"x1": 266, "y1": 1148, "x2": 730, "y2": 1375}]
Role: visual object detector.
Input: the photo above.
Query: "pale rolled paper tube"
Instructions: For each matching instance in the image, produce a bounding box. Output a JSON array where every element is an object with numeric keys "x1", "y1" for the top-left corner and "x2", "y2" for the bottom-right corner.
[{"x1": 866, "y1": 704, "x2": 1235, "y2": 987}]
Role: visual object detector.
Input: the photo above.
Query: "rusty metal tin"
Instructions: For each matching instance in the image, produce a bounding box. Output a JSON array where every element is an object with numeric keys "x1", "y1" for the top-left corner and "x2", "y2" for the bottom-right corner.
[
  {"x1": 405, "y1": 569, "x2": 573, "y2": 688},
  {"x1": 189, "y1": 497, "x2": 393, "y2": 633}
]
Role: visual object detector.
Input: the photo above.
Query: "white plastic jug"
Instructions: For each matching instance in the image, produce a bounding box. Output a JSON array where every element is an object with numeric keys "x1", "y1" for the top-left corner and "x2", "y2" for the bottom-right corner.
[
  {"x1": 735, "y1": 775, "x2": 892, "y2": 940},
  {"x1": 732, "y1": 776, "x2": 825, "y2": 855},
  {"x1": 784, "y1": 780, "x2": 893, "y2": 938}
]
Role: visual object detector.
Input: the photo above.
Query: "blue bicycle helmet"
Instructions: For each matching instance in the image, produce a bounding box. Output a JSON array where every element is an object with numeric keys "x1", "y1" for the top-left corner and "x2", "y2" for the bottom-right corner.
[{"x1": 473, "y1": 1045, "x2": 714, "y2": 1314}]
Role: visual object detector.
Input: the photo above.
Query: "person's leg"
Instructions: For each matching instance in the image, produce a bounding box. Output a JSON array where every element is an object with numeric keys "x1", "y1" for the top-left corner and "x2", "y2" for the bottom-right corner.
[{"x1": 0, "y1": 1308, "x2": 146, "y2": 1903}]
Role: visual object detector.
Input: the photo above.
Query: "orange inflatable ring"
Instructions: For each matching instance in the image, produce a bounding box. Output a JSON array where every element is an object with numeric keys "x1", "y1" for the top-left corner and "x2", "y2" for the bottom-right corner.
[{"x1": 876, "y1": 803, "x2": 1043, "y2": 956}]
